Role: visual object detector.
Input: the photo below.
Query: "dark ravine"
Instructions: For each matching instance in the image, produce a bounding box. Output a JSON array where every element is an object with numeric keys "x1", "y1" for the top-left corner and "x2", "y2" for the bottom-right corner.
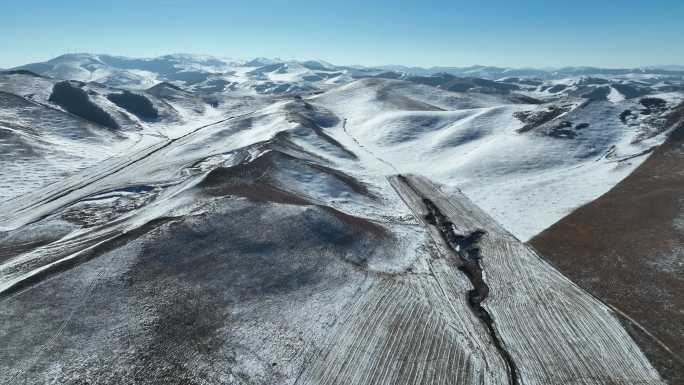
[
  {"x1": 421, "y1": 196, "x2": 520, "y2": 385},
  {"x1": 394, "y1": 174, "x2": 521, "y2": 384}
]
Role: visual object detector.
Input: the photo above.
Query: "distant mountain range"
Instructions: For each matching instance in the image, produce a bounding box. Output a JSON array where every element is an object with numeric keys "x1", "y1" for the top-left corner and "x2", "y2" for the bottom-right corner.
[{"x1": 11, "y1": 53, "x2": 684, "y2": 89}]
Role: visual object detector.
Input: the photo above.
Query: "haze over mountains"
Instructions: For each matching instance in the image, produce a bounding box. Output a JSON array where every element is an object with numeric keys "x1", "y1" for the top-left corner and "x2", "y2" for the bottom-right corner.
[{"x1": 1, "y1": 53, "x2": 683, "y2": 384}]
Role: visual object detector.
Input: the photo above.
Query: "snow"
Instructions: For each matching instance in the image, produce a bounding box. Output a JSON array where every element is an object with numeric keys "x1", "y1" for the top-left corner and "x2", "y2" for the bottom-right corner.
[
  {"x1": 608, "y1": 86, "x2": 626, "y2": 103},
  {"x1": 310, "y1": 79, "x2": 677, "y2": 240},
  {"x1": 2, "y1": 54, "x2": 682, "y2": 240},
  {"x1": 1, "y1": 57, "x2": 681, "y2": 384}
]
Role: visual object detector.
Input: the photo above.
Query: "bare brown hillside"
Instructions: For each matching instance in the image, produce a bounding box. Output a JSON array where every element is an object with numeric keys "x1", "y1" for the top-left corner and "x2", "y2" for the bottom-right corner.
[{"x1": 531, "y1": 104, "x2": 684, "y2": 384}]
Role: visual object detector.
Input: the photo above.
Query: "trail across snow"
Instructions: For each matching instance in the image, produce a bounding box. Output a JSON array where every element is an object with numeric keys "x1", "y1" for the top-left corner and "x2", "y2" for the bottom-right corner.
[{"x1": 310, "y1": 79, "x2": 679, "y2": 240}]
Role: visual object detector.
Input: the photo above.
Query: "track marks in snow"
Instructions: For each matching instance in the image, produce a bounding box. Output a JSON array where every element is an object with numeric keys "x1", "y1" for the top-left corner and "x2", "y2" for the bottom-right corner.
[
  {"x1": 341, "y1": 118, "x2": 397, "y2": 173},
  {"x1": 386, "y1": 174, "x2": 664, "y2": 385}
]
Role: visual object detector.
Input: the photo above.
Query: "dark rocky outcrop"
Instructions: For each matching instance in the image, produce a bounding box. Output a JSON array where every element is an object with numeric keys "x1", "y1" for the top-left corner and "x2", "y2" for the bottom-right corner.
[
  {"x1": 549, "y1": 121, "x2": 578, "y2": 139},
  {"x1": 620, "y1": 109, "x2": 634, "y2": 124},
  {"x1": 48, "y1": 81, "x2": 119, "y2": 129},
  {"x1": 515, "y1": 105, "x2": 570, "y2": 133},
  {"x1": 640, "y1": 97, "x2": 668, "y2": 115},
  {"x1": 107, "y1": 91, "x2": 159, "y2": 121}
]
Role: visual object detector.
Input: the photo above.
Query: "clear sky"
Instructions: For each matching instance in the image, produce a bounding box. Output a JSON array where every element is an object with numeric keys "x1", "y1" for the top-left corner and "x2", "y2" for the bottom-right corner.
[{"x1": 2, "y1": 0, "x2": 683, "y2": 69}]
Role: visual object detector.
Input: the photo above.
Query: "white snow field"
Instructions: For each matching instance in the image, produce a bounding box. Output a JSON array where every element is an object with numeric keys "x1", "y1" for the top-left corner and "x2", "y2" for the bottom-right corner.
[{"x1": 311, "y1": 78, "x2": 679, "y2": 240}]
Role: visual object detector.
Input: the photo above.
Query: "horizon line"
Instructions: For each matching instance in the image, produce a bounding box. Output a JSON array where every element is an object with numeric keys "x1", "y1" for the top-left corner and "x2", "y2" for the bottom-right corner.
[{"x1": 5, "y1": 52, "x2": 684, "y2": 72}]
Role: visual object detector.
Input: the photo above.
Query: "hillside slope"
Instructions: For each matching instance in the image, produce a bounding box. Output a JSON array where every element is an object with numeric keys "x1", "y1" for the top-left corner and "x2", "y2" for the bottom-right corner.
[
  {"x1": 530, "y1": 104, "x2": 684, "y2": 384},
  {"x1": 2, "y1": 55, "x2": 683, "y2": 384},
  {"x1": 310, "y1": 78, "x2": 680, "y2": 240},
  {"x1": 0, "y1": 98, "x2": 666, "y2": 385}
]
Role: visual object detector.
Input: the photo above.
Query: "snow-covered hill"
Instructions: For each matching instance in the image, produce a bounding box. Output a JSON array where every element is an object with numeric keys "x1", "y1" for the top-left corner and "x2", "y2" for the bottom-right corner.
[
  {"x1": 19, "y1": 53, "x2": 684, "y2": 98},
  {"x1": 3, "y1": 55, "x2": 683, "y2": 235},
  {"x1": 1, "y1": 53, "x2": 683, "y2": 384},
  {"x1": 14, "y1": 54, "x2": 362, "y2": 95},
  {"x1": 309, "y1": 78, "x2": 681, "y2": 240},
  {"x1": 0, "y1": 69, "x2": 248, "y2": 200}
]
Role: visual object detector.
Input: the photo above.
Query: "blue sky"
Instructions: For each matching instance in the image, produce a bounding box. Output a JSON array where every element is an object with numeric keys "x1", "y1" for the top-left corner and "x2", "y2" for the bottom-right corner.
[{"x1": 1, "y1": 0, "x2": 683, "y2": 68}]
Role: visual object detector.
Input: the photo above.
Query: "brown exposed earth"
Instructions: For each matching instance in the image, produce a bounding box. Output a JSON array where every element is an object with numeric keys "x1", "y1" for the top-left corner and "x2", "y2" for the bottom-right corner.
[{"x1": 530, "y1": 104, "x2": 684, "y2": 384}]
